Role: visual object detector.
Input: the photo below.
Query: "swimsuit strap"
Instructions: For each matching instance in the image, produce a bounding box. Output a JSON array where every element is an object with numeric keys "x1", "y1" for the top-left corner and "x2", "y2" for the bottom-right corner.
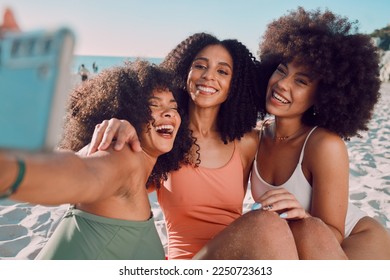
[{"x1": 298, "y1": 126, "x2": 318, "y2": 163}]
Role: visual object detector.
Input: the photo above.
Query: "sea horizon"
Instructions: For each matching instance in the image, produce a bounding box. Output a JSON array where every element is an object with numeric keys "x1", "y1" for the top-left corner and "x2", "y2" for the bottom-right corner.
[{"x1": 72, "y1": 54, "x2": 163, "y2": 74}]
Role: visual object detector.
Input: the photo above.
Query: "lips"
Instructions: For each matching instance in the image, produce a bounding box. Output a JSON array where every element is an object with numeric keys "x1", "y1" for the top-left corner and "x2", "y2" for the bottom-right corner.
[
  {"x1": 272, "y1": 91, "x2": 290, "y2": 104},
  {"x1": 154, "y1": 124, "x2": 175, "y2": 136},
  {"x1": 197, "y1": 85, "x2": 217, "y2": 94}
]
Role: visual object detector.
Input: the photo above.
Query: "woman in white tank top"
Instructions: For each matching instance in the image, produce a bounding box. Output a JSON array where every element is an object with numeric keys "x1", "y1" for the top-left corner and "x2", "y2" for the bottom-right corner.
[{"x1": 252, "y1": 8, "x2": 390, "y2": 259}]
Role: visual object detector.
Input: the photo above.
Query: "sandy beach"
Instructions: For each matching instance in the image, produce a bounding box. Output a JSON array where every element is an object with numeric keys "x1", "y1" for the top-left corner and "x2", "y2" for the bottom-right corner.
[{"x1": 0, "y1": 83, "x2": 389, "y2": 260}]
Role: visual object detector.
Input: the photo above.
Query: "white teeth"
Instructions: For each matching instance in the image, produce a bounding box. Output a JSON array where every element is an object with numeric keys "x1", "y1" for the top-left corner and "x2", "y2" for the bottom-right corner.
[
  {"x1": 197, "y1": 86, "x2": 217, "y2": 93},
  {"x1": 273, "y1": 92, "x2": 289, "y2": 104},
  {"x1": 154, "y1": 124, "x2": 174, "y2": 134}
]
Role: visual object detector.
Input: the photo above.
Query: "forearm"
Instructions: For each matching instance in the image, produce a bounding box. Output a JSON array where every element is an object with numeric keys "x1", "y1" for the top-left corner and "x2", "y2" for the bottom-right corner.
[{"x1": 0, "y1": 151, "x2": 102, "y2": 205}]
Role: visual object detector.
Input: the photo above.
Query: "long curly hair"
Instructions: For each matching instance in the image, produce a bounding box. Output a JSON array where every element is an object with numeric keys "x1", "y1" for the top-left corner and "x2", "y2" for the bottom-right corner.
[
  {"x1": 161, "y1": 32, "x2": 264, "y2": 146},
  {"x1": 59, "y1": 60, "x2": 192, "y2": 188},
  {"x1": 258, "y1": 7, "x2": 381, "y2": 140}
]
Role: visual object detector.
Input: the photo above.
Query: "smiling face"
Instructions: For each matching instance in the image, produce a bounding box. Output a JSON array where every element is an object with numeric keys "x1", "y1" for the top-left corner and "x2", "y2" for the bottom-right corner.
[
  {"x1": 186, "y1": 44, "x2": 233, "y2": 109},
  {"x1": 139, "y1": 89, "x2": 181, "y2": 157},
  {"x1": 266, "y1": 60, "x2": 319, "y2": 119}
]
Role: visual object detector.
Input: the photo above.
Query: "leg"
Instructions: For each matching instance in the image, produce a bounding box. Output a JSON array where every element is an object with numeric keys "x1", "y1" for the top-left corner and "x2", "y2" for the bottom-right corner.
[
  {"x1": 342, "y1": 217, "x2": 390, "y2": 260},
  {"x1": 193, "y1": 210, "x2": 299, "y2": 259},
  {"x1": 289, "y1": 217, "x2": 347, "y2": 260}
]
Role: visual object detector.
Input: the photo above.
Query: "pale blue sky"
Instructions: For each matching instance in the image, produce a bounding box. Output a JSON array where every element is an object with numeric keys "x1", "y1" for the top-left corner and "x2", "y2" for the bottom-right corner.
[{"x1": 1, "y1": 0, "x2": 389, "y2": 57}]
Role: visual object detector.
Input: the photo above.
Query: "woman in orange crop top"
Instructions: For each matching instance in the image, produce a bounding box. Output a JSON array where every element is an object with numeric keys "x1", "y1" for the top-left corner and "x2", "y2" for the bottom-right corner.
[{"x1": 88, "y1": 33, "x2": 347, "y2": 259}]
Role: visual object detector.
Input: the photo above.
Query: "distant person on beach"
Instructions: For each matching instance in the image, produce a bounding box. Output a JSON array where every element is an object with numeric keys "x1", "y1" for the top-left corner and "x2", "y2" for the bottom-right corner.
[
  {"x1": 92, "y1": 62, "x2": 98, "y2": 73},
  {"x1": 78, "y1": 63, "x2": 90, "y2": 81},
  {"x1": 0, "y1": 60, "x2": 192, "y2": 259},
  {"x1": 245, "y1": 7, "x2": 390, "y2": 259},
  {"x1": 88, "y1": 33, "x2": 347, "y2": 259}
]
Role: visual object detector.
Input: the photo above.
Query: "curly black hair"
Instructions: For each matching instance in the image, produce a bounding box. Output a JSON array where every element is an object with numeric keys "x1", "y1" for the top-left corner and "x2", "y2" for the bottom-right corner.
[
  {"x1": 59, "y1": 60, "x2": 192, "y2": 188},
  {"x1": 258, "y1": 7, "x2": 381, "y2": 140},
  {"x1": 161, "y1": 32, "x2": 264, "y2": 145}
]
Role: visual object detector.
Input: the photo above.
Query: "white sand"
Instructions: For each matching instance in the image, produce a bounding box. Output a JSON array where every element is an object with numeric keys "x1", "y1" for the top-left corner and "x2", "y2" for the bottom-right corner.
[{"x1": 0, "y1": 83, "x2": 389, "y2": 260}]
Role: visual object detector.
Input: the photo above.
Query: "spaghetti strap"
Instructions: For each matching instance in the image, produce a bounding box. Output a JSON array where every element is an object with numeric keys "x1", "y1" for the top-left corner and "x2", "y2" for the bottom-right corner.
[{"x1": 298, "y1": 126, "x2": 318, "y2": 163}]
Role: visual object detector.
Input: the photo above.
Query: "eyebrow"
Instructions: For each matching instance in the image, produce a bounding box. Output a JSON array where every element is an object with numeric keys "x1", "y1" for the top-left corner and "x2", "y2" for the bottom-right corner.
[
  {"x1": 281, "y1": 63, "x2": 315, "y2": 81},
  {"x1": 297, "y1": 72, "x2": 314, "y2": 81},
  {"x1": 149, "y1": 96, "x2": 177, "y2": 103},
  {"x1": 193, "y1": 57, "x2": 233, "y2": 70}
]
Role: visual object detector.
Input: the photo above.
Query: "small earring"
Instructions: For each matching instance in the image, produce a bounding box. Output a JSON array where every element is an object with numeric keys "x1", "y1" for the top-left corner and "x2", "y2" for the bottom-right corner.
[{"x1": 313, "y1": 106, "x2": 318, "y2": 116}]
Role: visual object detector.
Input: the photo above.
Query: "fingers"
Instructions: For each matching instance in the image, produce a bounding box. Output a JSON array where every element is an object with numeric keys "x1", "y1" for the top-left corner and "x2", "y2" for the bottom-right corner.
[
  {"x1": 254, "y1": 188, "x2": 307, "y2": 219},
  {"x1": 99, "y1": 119, "x2": 122, "y2": 150},
  {"x1": 114, "y1": 120, "x2": 142, "y2": 152},
  {"x1": 87, "y1": 118, "x2": 142, "y2": 155},
  {"x1": 264, "y1": 198, "x2": 307, "y2": 219},
  {"x1": 87, "y1": 120, "x2": 109, "y2": 155},
  {"x1": 278, "y1": 208, "x2": 310, "y2": 220}
]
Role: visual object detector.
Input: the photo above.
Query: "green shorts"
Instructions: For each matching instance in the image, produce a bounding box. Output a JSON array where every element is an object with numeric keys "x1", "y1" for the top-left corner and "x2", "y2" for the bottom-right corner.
[{"x1": 35, "y1": 207, "x2": 165, "y2": 260}]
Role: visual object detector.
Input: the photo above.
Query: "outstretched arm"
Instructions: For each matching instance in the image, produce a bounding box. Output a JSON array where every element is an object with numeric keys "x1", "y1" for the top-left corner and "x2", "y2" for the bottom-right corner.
[
  {"x1": 87, "y1": 118, "x2": 142, "y2": 155},
  {"x1": 0, "y1": 148, "x2": 131, "y2": 205}
]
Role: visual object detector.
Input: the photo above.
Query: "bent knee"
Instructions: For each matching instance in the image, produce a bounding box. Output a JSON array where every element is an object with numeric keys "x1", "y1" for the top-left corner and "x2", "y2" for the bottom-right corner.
[
  {"x1": 290, "y1": 217, "x2": 334, "y2": 240},
  {"x1": 242, "y1": 210, "x2": 293, "y2": 239}
]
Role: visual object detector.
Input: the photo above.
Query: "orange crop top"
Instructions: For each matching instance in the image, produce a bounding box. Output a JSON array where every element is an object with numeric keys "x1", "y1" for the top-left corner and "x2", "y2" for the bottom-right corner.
[{"x1": 157, "y1": 141, "x2": 245, "y2": 259}]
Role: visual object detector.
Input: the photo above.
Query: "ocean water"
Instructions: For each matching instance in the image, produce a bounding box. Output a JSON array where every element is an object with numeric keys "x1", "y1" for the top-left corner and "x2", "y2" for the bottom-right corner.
[{"x1": 71, "y1": 55, "x2": 163, "y2": 74}]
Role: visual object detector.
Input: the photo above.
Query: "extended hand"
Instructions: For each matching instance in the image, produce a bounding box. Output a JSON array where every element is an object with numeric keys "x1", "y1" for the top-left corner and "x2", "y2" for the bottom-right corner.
[{"x1": 87, "y1": 118, "x2": 142, "y2": 155}]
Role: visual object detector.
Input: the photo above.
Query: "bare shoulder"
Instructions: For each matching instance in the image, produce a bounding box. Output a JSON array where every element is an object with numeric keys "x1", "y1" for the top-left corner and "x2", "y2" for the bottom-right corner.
[
  {"x1": 237, "y1": 128, "x2": 260, "y2": 166},
  {"x1": 305, "y1": 127, "x2": 348, "y2": 161},
  {"x1": 307, "y1": 128, "x2": 345, "y2": 147},
  {"x1": 238, "y1": 129, "x2": 260, "y2": 152}
]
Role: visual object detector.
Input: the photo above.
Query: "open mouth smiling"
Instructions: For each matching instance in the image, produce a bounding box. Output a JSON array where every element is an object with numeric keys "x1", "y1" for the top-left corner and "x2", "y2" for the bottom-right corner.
[
  {"x1": 272, "y1": 91, "x2": 290, "y2": 104},
  {"x1": 197, "y1": 85, "x2": 217, "y2": 94},
  {"x1": 154, "y1": 124, "x2": 175, "y2": 135}
]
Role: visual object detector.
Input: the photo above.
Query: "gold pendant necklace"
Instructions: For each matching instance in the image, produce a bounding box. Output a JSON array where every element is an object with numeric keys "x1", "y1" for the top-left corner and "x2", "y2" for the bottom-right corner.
[{"x1": 275, "y1": 126, "x2": 305, "y2": 142}]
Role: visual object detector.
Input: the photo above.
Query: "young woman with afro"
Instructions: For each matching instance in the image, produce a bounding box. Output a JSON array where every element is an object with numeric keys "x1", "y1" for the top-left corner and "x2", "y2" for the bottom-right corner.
[
  {"x1": 0, "y1": 60, "x2": 192, "y2": 259},
  {"x1": 249, "y1": 7, "x2": 390, "y2": 259}
]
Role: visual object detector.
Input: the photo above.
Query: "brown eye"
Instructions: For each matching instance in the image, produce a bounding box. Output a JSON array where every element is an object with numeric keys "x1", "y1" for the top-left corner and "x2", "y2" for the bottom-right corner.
[
  {"x1": 296, "y1": 79, "x2": 308, "y2": 86},
  {"x1": 276, "y1": 66, "x2": 286, "y2": 75},
  {"x1": 217, "y1": 69, "x2": 229, "y2": 75},
  {"x1": 193, "y1": 63, "x2": 206, "y2": 70}
]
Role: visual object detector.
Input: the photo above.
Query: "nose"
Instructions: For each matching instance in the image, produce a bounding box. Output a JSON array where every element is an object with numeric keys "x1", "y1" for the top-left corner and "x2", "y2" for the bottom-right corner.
[
  {"x1": 161, "y1": 107, "x2": 175, "y2": 118},
  {"x1": 275, "y1": 74, "x2": 290, "y2": 91},
  {"x1": 201, "y1": 68, "x2": 215, "y2": 80}
]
